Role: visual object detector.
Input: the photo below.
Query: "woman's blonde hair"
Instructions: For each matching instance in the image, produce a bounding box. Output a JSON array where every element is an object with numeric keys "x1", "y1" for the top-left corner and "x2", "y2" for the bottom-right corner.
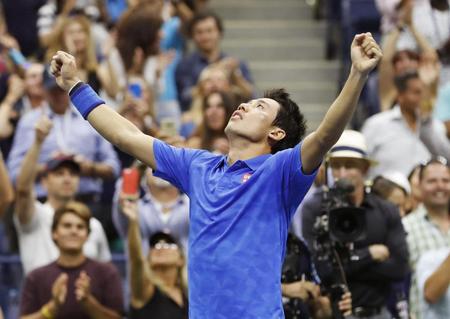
[
  {"x1": 189, "y1": 64, "x2": 229, "y2": 125},
  {"x1": 45, "y1": 15, "x2": 98, "y2": 72}
]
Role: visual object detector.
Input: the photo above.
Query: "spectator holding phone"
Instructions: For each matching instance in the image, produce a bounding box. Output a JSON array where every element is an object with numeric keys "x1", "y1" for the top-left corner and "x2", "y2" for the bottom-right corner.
[
  {"x1": 121, "y1": 198, "x2": 188, "y2": 319},
  {"x1": 113, "y1": 165, "x2": 189, "y2": 256}
]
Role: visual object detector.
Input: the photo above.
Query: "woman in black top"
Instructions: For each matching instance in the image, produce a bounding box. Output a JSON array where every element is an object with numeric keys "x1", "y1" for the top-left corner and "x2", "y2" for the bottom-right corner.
[{"x1": 121, "y1": 199, "x2": 188, "y2": 319}]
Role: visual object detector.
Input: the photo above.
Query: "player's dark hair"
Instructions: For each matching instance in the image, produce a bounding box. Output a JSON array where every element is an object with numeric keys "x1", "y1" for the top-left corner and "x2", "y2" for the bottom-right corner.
[{"x1": 265, "y1": 89, "x2": 306, "y2": 154}]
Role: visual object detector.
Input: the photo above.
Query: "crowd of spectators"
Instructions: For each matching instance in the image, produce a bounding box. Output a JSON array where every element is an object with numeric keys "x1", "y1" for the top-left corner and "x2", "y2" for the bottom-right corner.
[{"x1": 0, "y1": 0, "x2": 448, "y2": 318}]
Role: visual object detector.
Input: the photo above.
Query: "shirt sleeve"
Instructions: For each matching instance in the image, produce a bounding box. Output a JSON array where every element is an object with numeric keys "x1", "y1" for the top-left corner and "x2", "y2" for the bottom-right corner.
[
  {"x1": 416, "y1": 250, "x2": 448, "y2": 298},
  {"x1": 361, "y1": 118, "x2": 378, "y2": 160},
  {"x1": 152, "y1": 139, "x2": 207, "y2": 194},
  {"x1": 420, "y1": 118, "x2": 450, "y2": 162},
  {"x1": 90, "y1": 218, "x2": 112, "y2": 262},
  {"x1": 281, "y1": 143, "x2": 319, "y2": 219},
  {"x1": 434, "y1": 84, "x2": 450, "y2": 122}
]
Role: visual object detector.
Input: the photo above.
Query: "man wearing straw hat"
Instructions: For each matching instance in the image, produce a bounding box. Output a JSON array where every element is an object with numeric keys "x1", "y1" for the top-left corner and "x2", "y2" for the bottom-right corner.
[{"x1": 302, "y1": 130, "x2": 409, "y2": 319}]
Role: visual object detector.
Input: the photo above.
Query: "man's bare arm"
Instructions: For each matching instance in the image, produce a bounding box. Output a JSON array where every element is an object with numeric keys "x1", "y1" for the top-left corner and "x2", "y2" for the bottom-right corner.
[
  {"x1": 301, "y1": 33, "x2": 382, "y2": 174},
  {"x1": 86, "y1": 106, "x2": 157, "y2": 169},
  {"x1": 50, "y1": 51, "x2": 158, "y2": 170},
  {"x1": 424, "y1": 253, "x2": 450, "y2": 304},
  {"x1": 0, "y1": 151, "x2": 13, "y2": 218},
  {"x1": 15, "y1": 116, "x2": 52, "y2": 225}
]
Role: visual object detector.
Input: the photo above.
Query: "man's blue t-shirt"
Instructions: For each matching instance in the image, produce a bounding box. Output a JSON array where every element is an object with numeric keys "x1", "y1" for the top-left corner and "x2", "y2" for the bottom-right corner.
[{"x1": 153, "y1": 140, "x2": 317, "y2": 319}]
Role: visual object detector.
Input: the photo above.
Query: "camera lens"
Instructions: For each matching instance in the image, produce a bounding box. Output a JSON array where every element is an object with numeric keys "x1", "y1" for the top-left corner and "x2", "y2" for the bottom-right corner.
[
  {"x1": 329, "y1": 207, "x2": 366, "y2": 243},
  {"x1": 336, "y1": 212, "x2": 358, "y2": 234}
]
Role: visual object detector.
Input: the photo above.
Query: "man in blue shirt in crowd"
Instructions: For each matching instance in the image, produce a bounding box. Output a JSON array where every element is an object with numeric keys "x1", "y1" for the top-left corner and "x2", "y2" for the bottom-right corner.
[{"x1": 49, "y1": 32, "x2": 382, "y2": 318}]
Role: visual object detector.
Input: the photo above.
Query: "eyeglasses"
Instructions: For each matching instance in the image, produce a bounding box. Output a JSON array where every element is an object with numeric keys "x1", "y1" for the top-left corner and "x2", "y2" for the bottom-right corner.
[{"x1": 153, "y1": 243, "x2": 178, "y2": 250}]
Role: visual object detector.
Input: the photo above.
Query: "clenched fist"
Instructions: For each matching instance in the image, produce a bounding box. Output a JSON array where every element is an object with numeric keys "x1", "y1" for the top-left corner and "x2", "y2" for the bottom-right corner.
[
  {"x1": 351, "y1": 33, "x2": 383, "y2": 76},
  {"x1": 50, "y1": 51, "x2": 81, "y2": 92},
  {"x1": 35, "y1": 114, "x2": 53, "y2": 144}
]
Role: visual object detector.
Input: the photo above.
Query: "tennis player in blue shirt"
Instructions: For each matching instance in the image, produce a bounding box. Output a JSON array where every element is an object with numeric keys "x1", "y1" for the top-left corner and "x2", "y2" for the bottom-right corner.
[{"x1": 50, "y1": 32, "x2": 382, "y2": 319}]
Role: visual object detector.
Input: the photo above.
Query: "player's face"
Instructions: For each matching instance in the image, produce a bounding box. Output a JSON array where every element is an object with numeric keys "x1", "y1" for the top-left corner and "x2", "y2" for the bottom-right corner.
[{"x1": 224, "y1": 98, "x2": 281, "y2": 144}]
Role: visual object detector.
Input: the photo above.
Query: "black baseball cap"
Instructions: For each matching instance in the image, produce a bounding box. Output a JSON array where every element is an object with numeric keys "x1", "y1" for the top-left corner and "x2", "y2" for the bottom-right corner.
[
  {"x1": 149, "y1": 231, "x2": 179, "y2": 248},
  {"x1": 44, "y1": 155, "x2": 81, "y2": 174}
]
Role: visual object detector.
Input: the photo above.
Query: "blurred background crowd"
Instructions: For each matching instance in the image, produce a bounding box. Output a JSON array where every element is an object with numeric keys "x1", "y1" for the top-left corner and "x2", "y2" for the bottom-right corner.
[{"x1": 0, "y1": 0, "x2": 449, "y2": 318}]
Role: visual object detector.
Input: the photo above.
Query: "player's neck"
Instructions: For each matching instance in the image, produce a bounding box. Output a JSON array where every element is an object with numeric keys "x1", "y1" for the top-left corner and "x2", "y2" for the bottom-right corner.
[{"x1": 227, "y1": 139, "x2": 271, "y2": 165}]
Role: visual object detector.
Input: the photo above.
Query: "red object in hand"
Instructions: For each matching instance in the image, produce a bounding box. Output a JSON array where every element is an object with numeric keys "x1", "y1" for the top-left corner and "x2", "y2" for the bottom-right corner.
[{"x1": 122, "y1": 168, "x2": 139, "y2": 195}]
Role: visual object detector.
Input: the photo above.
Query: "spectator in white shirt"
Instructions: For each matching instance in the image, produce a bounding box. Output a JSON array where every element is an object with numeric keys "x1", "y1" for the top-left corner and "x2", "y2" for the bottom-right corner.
[
  {"x1": 14, "y1": 114, "x2": 111, "y2": 274},
  {"x1": 362, "y1": 71, "x2": 450, "y2": 178}
]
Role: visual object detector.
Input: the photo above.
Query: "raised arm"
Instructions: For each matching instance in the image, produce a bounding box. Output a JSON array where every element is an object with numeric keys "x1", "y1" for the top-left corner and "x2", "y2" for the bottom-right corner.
[
  {"x1": 301, "y1": 33, "x2": 382, "y2": 174},
  {"x1": 15, "y1": 115, "x2": 52, "y2": 225},
  {"x1": 424, "y1": 253, "x2": 450, "y2": 304},
  {"x1": 50, "y1": 51, "x2": 158, "y2": 170},
  {"x1": 121, "y1": 199, "x2": 155, "y2": 308},
  {"x1": 0, "y1": 74, "x2": 25, "y2": 139},
  {"x1": 379, "y1": 27, "x2": 402, "y2": 111},
  {"x1": 0, "y1": 151, "x2": 14, "y2": 218}
]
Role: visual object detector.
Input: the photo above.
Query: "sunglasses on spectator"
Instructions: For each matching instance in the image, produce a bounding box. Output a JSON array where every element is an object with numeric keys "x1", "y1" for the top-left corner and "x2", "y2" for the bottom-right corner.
[
  {"x1": 153, "y1": 242, "x2": 178, "y2": 250},
  {"x1": 418, "y1": 156, "x2": 449, "y2": 179}
]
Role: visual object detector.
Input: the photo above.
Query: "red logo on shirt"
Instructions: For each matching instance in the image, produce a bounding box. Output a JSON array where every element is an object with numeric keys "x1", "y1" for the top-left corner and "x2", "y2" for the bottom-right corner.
[{"x1": 242, "y1": 173, "x2": 252, "y2": 183}]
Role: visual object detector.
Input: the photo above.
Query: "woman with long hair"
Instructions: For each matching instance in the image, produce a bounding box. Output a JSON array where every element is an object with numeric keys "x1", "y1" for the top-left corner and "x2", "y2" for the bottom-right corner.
[
  {"x1": 187, "y1": 90, "x2": 236, "y2": 154},
  {"x1": 45, "y1": 14, "x2": 118, "y2": 97},
  {"x1": 121, "y1": 199, "x2": 188, "y2": 319}
]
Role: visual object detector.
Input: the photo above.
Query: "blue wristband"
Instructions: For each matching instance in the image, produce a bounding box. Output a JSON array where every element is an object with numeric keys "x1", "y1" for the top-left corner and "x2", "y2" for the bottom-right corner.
[{"x1": 70, "y1": 84, "x2": 105, "y2": 119}]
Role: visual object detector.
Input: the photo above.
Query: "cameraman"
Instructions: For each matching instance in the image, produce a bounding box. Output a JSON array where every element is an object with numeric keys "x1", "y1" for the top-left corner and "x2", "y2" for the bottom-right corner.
[{"x1": 301, "y1": 130, "x2": 409, "y2": 319}]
